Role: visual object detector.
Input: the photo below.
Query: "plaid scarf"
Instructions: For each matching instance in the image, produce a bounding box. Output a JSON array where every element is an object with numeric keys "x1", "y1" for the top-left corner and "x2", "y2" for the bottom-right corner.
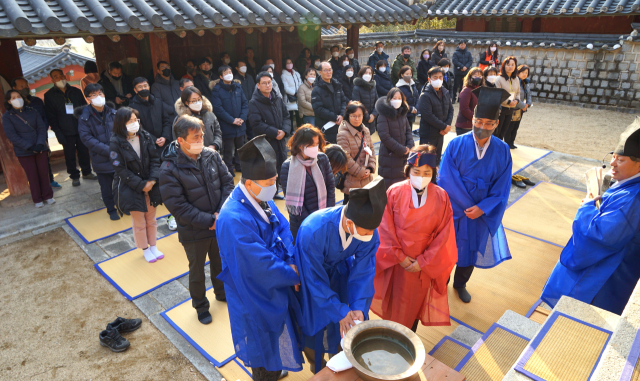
[{"x1": 285, "y1": 154, "x2": 327, "y2": 216}]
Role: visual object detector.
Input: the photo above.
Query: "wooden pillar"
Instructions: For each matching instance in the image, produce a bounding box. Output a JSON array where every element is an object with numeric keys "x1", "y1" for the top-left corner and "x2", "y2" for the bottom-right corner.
[
  {"x1": 0, "y1": 43, "x2": 29, "y2": 196},
  {"x1": 235, "y1": 32, "x2": 246, "y2": 63},
  {"x1": 267, "y1": 29, "x2": 283, "y2": 72},
  {"x1": 346, "y1": 25, "x2": 360, "y2": 58},
  {"x1": 149, "y1": 33, "x2": 170, "y2": 75}
]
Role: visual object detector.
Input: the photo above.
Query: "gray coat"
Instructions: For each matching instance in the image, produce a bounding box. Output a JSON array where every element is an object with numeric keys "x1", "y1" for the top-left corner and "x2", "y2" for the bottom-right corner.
[
  {"x1": 151, "y1": 74, "x2": 181, "y2": 112},
  {"x1": 376, "y1": 97, "x2": 414, "y2": 181}
]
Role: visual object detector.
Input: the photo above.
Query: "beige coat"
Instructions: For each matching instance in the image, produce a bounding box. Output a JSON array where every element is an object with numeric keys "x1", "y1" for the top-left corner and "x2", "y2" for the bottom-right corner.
[
  {"x1": 336, "y1": 120, "x2": 377, "y2": 194},
  {"x1": 494, "y1": 75, "x2": 521, "y2": 109},
  {"x1": 297, "y1": 80, "x2": 314, "y2": 117}
]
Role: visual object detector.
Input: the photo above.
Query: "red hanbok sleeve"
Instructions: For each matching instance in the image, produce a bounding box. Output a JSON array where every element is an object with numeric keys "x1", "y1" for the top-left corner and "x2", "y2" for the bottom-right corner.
[{"x1": 376, "y1": 186, "x2": 408, "y2": 270}]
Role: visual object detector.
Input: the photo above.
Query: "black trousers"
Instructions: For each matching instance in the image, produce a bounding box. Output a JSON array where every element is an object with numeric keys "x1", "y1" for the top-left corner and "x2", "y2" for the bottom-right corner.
[
  {"x1": 182, "y1": 237, "x2": 225, "y2": 313},
  {"x1": 251, "y1": 367, "x2": 281, "y2": 381},
  {"x1": 61, "y1": 134, "x2": 92, "y2": 179},
  {"x1": 452, "y1": 73, "x2": 465, "y2": 101},
  {"x1": 289, "y1": 214, "x2": 304, "y2": 242},
  {"x1": 96, "y1": 172, "x2": 116, "y2": 214},
  {"x1": 504, "y1": 119, "x2": 522, "y2": 147},
  {"x1": 456, "y1": 127, "x2": 471, "y2": 136},
  {"x1": 222, "y1": 136, "x2": 245, "y2": 174},
  {"x1": 420, "y1": 134, "x2": 444, "y2": 166},
  {"x1": 452, "y1": 265, "x2": 474, "y2": 288},
  {"x1": 494, "y1": 111, "x2": 513, "y2": 141}
]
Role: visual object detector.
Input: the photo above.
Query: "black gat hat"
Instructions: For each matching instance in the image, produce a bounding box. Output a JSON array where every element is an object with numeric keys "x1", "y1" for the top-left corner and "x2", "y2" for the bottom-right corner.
[{"x1": 237, "y1": 135, "x2": 277, "y2": 180}]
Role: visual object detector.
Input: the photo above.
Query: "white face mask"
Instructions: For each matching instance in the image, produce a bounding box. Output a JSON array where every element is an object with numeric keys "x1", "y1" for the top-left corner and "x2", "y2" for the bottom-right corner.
[
  {"x1": 346, "y1": 71, "x2": 354, "y2": 78},
  {"x1": 303, "y1": 145, "x2": 319, "y2": 158},
  {"x1": 362, "y1": 74, "x2": 372, "y2": 82},
  {"x1": 430, "y1": 79, "x2": 443, "y2": 89},
  {"x1": 55, "y1": 79, "x2": 67, "y2": 88},
  {"x1": 269, "y1": 64, "x2": 275, "y2": 69},
  {"x1": 91, "y1": 95, "x2": 106, "y2": 107},
  {"x1": 487, "y1": 75, "x2": 498, "y2": 83},
  {"x1": 189, "y1": 100, "x2": 203, "y2": 112},
  {"x1": 307, "y1": 76, "x2": 316, "y2": 84},
  {"x1": 347, "y1": 220, "x2": 373, "y2": 242},
  {"x1": 269, "y1": 72, "x2": 274, "y2": 78},
  {"x1": 348, "y1": 54, "x2": 354, "y2": 59},
  {"x1": 379, "y1": 66, "x2": 386, "y2": 73},
  {"x1": 239, "y1": 66, "x2": 247, "y2": 73},
  {"x1": 10, "y1": 98, "x2": 24, "y2": 109},
  {"x1": 314, "y1": 61, "x2": 321, "y2": 68},
  {"x1": 342, "y1": 61, "x2": 349, "y2": 67},
  {"x1": 376, "y1": 47, "x2": 383, "y2": 53},
  {"x1": 410, "y1": 173, "x2": 431, "y2": 190},
  {"x1": 442, "y1": 67, "x2": 449, "y2": 73},
  {"x1": 423, "y1": 54, "x2": 430, "y2": 60},
  {"x1": 332, "y1": 51, "x2": 339, "y2": 57},
  {"x1": 286, "y1": 63, "x2": 293, "y2": 70},
  {"x1": 490, "y1": 47, "x2": 497, "y2": 52},
  {"x1": 223, "y1": 73, "x2": 234, "y2": 82},
  {"x1": 182, "y1": 140, "x2": 204, "y2": 155},
  {"x1": 223, "y1": 58, "x2": 231, "y2": 64},
  {"x1": 249, "y1": 181, "x2": 277, "y2": 201},
  {"x1": 126, "y1": 121, "x2": 139, "y2": 133},
  {"x1": 390, "y1": 99, "x2": 402, "y2": 109}
]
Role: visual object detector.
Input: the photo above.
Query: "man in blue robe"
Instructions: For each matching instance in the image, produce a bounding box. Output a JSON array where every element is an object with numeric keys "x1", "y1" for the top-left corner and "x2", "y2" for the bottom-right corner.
[
  {"x1": 216, "y1": 135, "x2": 304, "y2": 380},
  {"x1": 541, "y1": 118, "x2": 640, "y2": 315},
  {"x1": 294, "y1": 176, "x2": 387, "y2": 373},
  {"x1": 438, "y1": 87, "x2": 513, "y2": 303}
]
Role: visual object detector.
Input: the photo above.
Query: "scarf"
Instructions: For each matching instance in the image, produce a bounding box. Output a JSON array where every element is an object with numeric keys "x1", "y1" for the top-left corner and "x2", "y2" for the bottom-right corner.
[{"x1": 285, "y1": 154, "x2": 327, "y2": 216}]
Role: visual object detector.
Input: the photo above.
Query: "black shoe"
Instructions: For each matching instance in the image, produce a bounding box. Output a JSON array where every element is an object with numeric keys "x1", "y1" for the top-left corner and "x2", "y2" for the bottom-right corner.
[
  {"x1": 215, "y1": 295, "x2": 227, "y2": 302},
  {"x1": 109, "y1": 211, "x2": 121, "y2": 221},
  {"x1": 83, "y1": 173, "x2": 98, "y2": 180},
  {"x1": 454, "y1": 287, "x2": 471, "y2": 303},
  {"x1": 279, "y1": 370, "x2": 289, "y2": 379},
  {"x1": 512, "y1": 177, "x2": 526, "y2": 188},
  {"x1": 107, "y1": 317, "x2": 142, "y2": 333},
  {"x1": 99, "y1": 328, "x2": 130, "y2": 352},
  {"x1": 123, "y1": 211, "x2": 130, "y2": 216},
  {"x1": 509, "y1": 144, "x2": 518, "y2": 149},
  {"x1": 273, "y1": 194, "x2": 285, "y2": 200},
  {"x1": 198, "y1": 310, "x2": 212, "y2": 324},
  {"x1": 521, "y1": 178, "x2": 536, "y2": 186},
  {"x1": 72, "y1": 178, "x2": 81, "y2": 187},
  {"x1": 235, "y1": 167, "x2": 242, "y2": 173}
]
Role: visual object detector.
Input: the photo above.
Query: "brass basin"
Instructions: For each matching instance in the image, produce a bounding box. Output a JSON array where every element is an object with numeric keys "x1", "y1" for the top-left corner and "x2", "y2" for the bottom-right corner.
[{"x1": 342, "y1": 320, "x2": 426, "y2": 381}]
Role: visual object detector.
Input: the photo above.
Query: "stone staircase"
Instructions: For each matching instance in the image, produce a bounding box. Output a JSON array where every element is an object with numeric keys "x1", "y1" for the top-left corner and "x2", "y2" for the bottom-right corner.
[{"x1": 428, "y1": 296, "x2": 622, "y2": 381}]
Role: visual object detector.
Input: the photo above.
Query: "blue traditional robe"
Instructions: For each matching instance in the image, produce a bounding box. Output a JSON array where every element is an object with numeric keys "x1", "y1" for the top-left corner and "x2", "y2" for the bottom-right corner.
[
  {"x1": 541, "y1": 175, "x2": 640, "y2": 315},
  {"x1": 216, "y1": 185, "x2": 304, "y2": 372},
  {"x1": 294, "y1": 206, "x2": 380, "y2": 356},
  {"x1": 438, "y1": 132, "x2": 513, "y2": 268}
]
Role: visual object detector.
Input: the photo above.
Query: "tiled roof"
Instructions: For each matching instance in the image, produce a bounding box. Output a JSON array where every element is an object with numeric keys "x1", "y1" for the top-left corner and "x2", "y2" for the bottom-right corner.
[
  {"x1": 426, "y1": 0, "x2": 640, "y2": 17},
  {"x1": 18, "y1": 43, "x2": 94, "y2": 83},
  {"x1": 0, "y1": 0, "x2": 431, "y2": 38}
]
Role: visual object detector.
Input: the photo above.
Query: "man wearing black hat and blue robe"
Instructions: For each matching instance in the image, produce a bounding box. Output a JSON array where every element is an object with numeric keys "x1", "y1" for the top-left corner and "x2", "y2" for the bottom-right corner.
[
  {"x1": 541, "y1": 118, "x2": 640, "y2": 315},
  {"x1": 216, "y1": 135, "x2": 304, "y2": 381},
  {"x1": 438, "y1": 87, "x2": 513, "y2": 303},
  {"x1": 293, "y1": 176, "x2": 387, "y2": 373}
]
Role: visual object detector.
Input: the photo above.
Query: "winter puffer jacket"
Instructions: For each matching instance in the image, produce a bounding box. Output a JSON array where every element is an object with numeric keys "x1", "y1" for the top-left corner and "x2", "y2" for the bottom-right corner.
[
  {"x1": 248, "y1": 90, "x2": 291, "y2": 164},
  {"x1": 417, "y1": 57, "x2": 433, "y2": 89},
  {"x1": 279, "y1": 153, "x2": 336, "y2": 220},
  {"x1": 296, "y1": 80, "x2": 314, "y2": 118},
  {"x1": 311, "y1": 77, "x2": 347, "y2": 138},
  {"x1": 351, "y1": 77, "x2": 378, "y2": 131},
  {"x1": 98, "y1": 71, "x2": 134, "y2": 109},
  {"x1": 418, "y1": 84, "x2": 453, "y2": 139},
  {"x1": 159, "y1": 141, "x2": 234, "y2": 243},
  {"x1": 172, "y1": 97, "x2": 223, "y2": 150},
  {"x1": 336, "y1": 120, "x2": 377, "y2": 194},
  {"x1": 452, "y1": 47, "x2": 474, "y2": 76},
  {"x1": 374, "y1": 69, "x2": 392, "y2": 98},
  {"x1": 376, "y1": 97, "x2": 414, "y2": 181},
  {"x1": 129, "y1": 94, "x2": 172, "y2": 146},
  {"x1": 2, "y1": 106, "x2": 48, "y2": 157},
  {"x1": 209, "y1": 79, "x2": 249, "y2": 139},
  {"x1": 110, "y1": 129, "x2": 162, "y2": 214},
  {"x1": 340, "y1": 71, "x2": 355, "y2": 101},
  {"x1": 193, "y1": 70, "x2": 213, "y2": 100},
  {"x1": 390, "y1": 54, "x2": 417, "y2": 84},
  {"x1": 44, "y1": 84, "x2": 87, "y2": 137},
  {"x1": 367, "y1": 50, "x2": 390, "y2": 70},
  {"x1": 151, "y1": 74, "x2": 181, "y2": 112},
  {"x1": 76, "y1": 103, "x2": 117, "y2": 173},
  {"x1": 455, "y1": 86, "x2": 479, "y2": 130}
]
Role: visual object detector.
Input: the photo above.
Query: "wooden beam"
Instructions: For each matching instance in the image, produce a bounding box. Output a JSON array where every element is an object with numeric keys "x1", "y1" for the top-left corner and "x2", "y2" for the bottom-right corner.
[
  {"x1": 346, "y1": 24, "x2": 360, "y2": 58},
  {"x1": 149, "y1": 32, "x2": 170, "y2": 75},
  {"x1": 0, "y1": 43, "x2": 29, "y2": 196},
  {"x1": 235, "y1": 31, "x2": 246, "y2": 62},
  {"x1": 267, "y1": 29, "x2": 283, "y2": 72}
]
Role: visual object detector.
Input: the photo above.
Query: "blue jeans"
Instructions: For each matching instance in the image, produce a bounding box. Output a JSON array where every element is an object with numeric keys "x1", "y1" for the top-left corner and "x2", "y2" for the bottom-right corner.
[{"x1": 302, "y1": 115, "x2": 316, "y2": 127}]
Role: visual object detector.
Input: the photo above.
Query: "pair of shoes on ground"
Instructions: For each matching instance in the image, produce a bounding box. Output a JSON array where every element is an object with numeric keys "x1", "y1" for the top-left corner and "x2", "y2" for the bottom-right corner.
[
  {"x1": 143, "y1": 246, "x2": 164, "y2": 263},
  {"x1": 50, "y1": 181, "x2": 61, "y2": 188},
  {"x1": 35, "y1": 198, "x2": 56, "y2": 208},
  {"x1": 197, "y1": 296, "x2": 227, "y2": 324},
  {"x1": 99, "y1": 317, "x2": 142, "y2": 352},
  {"x1": 71, "y1": 173, "x2": 99, "y2": 187},
  {"x1": 167, "y1": 215, "x2": 177, "y2": 231},
  {"x1": 454, "y1": 287, "x2": 472, "y2": 303},
  {"x1": 512, "y1": 174, "x2": 536, "y2": 188}
]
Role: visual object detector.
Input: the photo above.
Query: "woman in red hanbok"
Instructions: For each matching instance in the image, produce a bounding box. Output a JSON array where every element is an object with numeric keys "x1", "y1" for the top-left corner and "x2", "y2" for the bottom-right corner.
[{"x1": 371, "y1": 144, "x2": 458, "y2": 332}]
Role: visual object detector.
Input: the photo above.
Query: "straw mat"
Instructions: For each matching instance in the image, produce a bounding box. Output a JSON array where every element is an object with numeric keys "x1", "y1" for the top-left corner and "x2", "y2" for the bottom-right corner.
[
  {"x1": 632, "y1": 359, "x2": 640, "y2": 381},
  {"x1": 503, "y1": 182, "x2": 583, "y2": 246},
  {"x1": 522, "y1": 315, "x2": 610, "y2": 381},
  {"x1": 431, "y1": 338, "x2": 471, "y2": 370},
  {"x1": 217, "y1": 360, "x2": 251, "y2": 381},
  {"x1": 460, "y1": 326, "x2": 529, "y2": 381}
]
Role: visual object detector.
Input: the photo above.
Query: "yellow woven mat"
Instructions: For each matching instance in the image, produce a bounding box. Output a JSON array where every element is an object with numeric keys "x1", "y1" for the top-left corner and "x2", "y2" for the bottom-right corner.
[
  {"x1": 503, "y1": 182, "x2": 584, "y2": 246},
  {"x1": 217, "y1": 360, "x2": 252, "y2": 381},
  {"x1": 522, "y1": 315, "x2": 610, "y2": 381},
  {"x1": 460, "y1": 326, "x2": 529, "y2": 381},
  {"x1": 230, "y1": 360, "x2": 315, "y2": 381},
  {"x1": 633, "y1": 359, "x2": 640, "y2": 381},
  {"x1": 432, "y1": 339, "x2": 470, "y2": 370},
  {"x1": 96, "y1": 233, "x2": 190, "y2": 300},
  {"x1": 163, "y1": 288, "x2": 236, "y2": 365},
  {"x1": 67, "y1": 204, "x2": 170, "y2": 243}
]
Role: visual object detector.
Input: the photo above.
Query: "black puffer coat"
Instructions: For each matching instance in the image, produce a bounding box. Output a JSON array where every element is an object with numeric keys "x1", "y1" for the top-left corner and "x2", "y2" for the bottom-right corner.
[
  {"x1": 417, "y1": 84, "x2": 453, "y2": 139},
  {"x1": 110, "y1": 129, "x2": 162, "y2": 214},
  {"x1": 351, "y1": 77, "x2": 378, "y2": 131},
  {"x1": 311, "y1": 77, "x2": 347, "y2": 142},
  {"x1": 248, "y1": 89, "x2": 291, "y2": 168},
  {"x1": 159, "y1": 141, "x2": 234, "y2": 243},
  {"x1": 374, "y1": 69, "x2": 392, "y2": 98},
  {"x1": 279, "y1": 153, "x2": 336, "y2": 221},
  {"x1": 129, "y1": 94, "x2": 173, "y2": 152},
  {"x1": 339, "y1": 71, "x2": 355, "y2": 101},
  {"x1": 376, "y1": 97, "x2": 414, "y2": 181}
]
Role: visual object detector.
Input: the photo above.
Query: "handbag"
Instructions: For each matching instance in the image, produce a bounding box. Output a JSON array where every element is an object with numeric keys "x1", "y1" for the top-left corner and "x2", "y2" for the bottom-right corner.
[
  {"x1": 286, "y1": 93, "x2": 297, "y2": 103},
  {"x1": 335, "y1": 131, "x2": 365, "y2": 190},
  {"x1": 511, "y1": 108, "x2": 522, "y2": 122}
]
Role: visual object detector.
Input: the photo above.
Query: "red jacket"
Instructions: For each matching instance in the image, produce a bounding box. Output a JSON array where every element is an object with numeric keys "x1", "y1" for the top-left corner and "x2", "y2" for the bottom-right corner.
[{"x1": 455, "y1": 85, "x2": 479, "y2": 130}]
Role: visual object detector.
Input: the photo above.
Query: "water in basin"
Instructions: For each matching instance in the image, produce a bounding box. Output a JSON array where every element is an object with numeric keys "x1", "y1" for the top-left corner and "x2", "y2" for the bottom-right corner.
[{"x1": 354, "y1": 338, "x2": 414, "y2": 375}]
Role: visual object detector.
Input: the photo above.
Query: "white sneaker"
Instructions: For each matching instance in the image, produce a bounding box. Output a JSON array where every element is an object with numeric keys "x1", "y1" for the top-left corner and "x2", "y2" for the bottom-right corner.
[
  {"x1": 143, "y1": 248, "x2": 157, "y2": 263},
  {"x1": 150, "y1": 245, "x2": 164, "y2": 260},
  {"x1": 35, "y1": 202, "x2": 44, "y2": 208},
  {"x1": 167, "y1": 215, "x2": 177, "y2": 231},
  {"x1": 45, "y1": 198, "x2": 56, "y2": 205}
]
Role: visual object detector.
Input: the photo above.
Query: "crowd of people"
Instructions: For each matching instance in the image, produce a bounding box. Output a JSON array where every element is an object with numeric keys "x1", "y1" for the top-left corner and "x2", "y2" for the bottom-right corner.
[{"x1": 2, "y1": 40, "x2": 640, "y2": 380}]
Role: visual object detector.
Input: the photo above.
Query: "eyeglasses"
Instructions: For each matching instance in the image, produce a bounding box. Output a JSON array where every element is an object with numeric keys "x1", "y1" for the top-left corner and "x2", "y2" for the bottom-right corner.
[{"x1": 473, "y1": 120, "x2": 497, "y2": 128}]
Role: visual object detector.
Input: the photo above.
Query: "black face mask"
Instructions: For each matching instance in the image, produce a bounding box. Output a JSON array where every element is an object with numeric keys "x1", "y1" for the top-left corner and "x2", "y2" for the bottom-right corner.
[
  {"x1": 111, "y1": 75, "x2": 121, "y2": 80},
  {"x1": 137, "y1": 89, "x2": 150, "y2": 98},
  {"x1": 202, "y1": 70, "x2": 211, "y2": 75},
  {"x1": 186, "y1": 67, "x2": 195, "y2": 74},
  {"x1": 471, "y1": 77, "x2": 482, "y2": 86},
  {"x1": 403, "y1": 53, "x2": 411, "y2": 59},
  {"x1": 162, "y1": 68, "x2": 171, "y2": 77}
]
